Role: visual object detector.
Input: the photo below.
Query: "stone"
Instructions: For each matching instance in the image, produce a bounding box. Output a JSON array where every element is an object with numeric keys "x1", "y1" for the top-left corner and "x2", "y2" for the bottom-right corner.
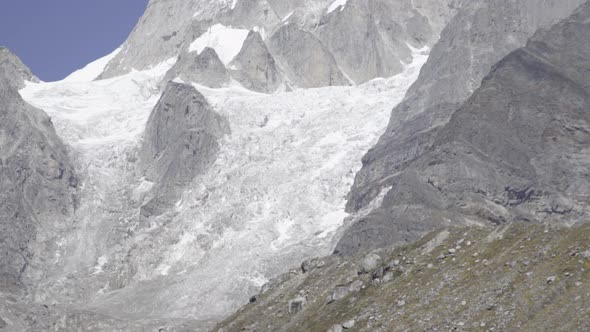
[
  {"x1": 327, "y1": 324, "x2": 343, "y2": 332},
  {"x1": 349, "y1": 280, "x2": 364, "y2": 293},
  {"x1": 288, "y1": 296, "x2": 307, "y2": 313},
  {"x1": 301, "y1": 258, "x2": 325, "y2": 273},
  {"x1": 547, "y1": 276, "x2": 557, "y2": 284},
  {"x1": 0, "y1": 317, "x2": 6, "y2": 329},
  {"x1": 342, "y1": 319, "x2": 355, "y2": 329},
  {"x1": 358, "y1": 252, "x2": 383, "y2": 274},
  {"x1": 328, "y1": 286, "x2": 350, "y2": 303}
]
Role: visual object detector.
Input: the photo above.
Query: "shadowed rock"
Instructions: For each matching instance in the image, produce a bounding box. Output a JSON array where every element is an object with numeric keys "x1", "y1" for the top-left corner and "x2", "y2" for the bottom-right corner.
[
  {"x1": 348, "y1": 0, "x2": 585, "y2": 215},
  {"x1": 139, "y1": 82, "x2": 229, "y2": 217},
  {"x1": 337, "y1": 1, "x2": 590, "y2": 255}
]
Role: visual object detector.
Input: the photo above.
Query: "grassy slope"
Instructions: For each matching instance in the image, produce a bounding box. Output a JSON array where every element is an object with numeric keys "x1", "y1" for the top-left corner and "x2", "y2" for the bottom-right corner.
[{"x1": 215, "y1": 223, "x2": 590, "y2": 331}]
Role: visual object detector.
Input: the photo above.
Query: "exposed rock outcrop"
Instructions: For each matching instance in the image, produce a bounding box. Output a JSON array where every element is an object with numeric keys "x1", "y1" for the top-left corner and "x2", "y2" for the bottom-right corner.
[
  {"x1": 138, "y1": 82, "x2": 229, "y2": 216},
  {"x1": 0, "y1": 47, "x2": 38, "y2": 89},
  {"x1": 164, "y1": 47, "x2": 231, "y2": 88},
  {"x1": 339, "y1": 0, "x2": 590, "y2": 255},
  {"x1": 228, "y1": 31, "x2": 282, "y2": 93},
  {"x1": 0, "y1": 49, "x2": 77, "y2": 288},
  {"x1": 268, "y1": 23, "x2": 348, "y2": 88},
  {"x1": 315, "y1": 0, "x2": 461, "y2": 84}
]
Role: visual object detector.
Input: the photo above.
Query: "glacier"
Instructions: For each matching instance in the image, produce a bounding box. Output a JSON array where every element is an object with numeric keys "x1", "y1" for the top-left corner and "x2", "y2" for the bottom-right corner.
[{"x1": 18, "y1": 43, "x2": 429, "y2": 324}]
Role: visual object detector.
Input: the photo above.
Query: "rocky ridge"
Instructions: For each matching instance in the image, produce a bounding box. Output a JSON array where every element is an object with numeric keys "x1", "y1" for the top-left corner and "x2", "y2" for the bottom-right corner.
[{"x1": 340, "y1": 0, "x2": 589, "y2": 255}]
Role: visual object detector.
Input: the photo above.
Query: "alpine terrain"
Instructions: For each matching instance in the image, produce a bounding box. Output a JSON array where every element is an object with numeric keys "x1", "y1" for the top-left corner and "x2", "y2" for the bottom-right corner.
[{"x1": 0, "y1": 0, "x2": 588, "y2": 331}]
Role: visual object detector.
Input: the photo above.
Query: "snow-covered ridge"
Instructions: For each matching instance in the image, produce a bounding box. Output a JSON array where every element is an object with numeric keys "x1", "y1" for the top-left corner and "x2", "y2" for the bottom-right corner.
[
  {"x1": 62, "y1": 48, "x2": 121, "y2": 83},
  {"x1": 188, "y1": 24, "x2": 250, "y2": 65}
]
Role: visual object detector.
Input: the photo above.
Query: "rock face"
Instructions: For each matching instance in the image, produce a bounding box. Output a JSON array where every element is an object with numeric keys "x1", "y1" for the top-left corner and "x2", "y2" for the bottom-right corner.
[
  {"x1": 338, "y1": 0, "x2": 590, "y2": 255},
  {"x1": 315, "y1": 0, "x2": 460, "y2": 84},
  {"x1": 228, "y1": 31, "x2": 282, "y2": 93},
  {"x1": 139, "y1": 82, "x2": 229, "y2": 216},
  {"x1": 268, "y1": 23, "x2": 349, "y2": 88},
  {"x1": 0, "y1": 47, "x2": 38, "y2": 89},
  {"x1": 164, "y1": 47, "x2": 231, "y2": 88},
  {"x1": 99, "y1": 0, "x2": 456, "y2": 88},
  {"x1": 0, "y1": 49, "x2": 77, "y2": 288}
]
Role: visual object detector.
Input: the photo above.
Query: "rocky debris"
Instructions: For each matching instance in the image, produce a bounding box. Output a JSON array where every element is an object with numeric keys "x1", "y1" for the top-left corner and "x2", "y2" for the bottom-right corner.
[
  {"x1": 327, "y1": 286, "x2": 350, "y2": 303},
  {"x1": 163, "y1": 47, "x2": 230, "y2": 88},
  {"x1": 214, "y1": 224, "x2": 590, "y2": 331},
  {"x1": 268, "y1": 23, "x2": 349, "y2": 89},
  {"x1": 301, "y1": 258, "x2": 326, "y2": 273},
  {"x1": 0, "y1": 317, "x2": 6, "y2": 329},
  {"x1": 582, "y1": 248, "x2": 590, "y2": 260},
  {"x1": 358, "y1": 252, "x2": 382, "y2": 274},
  {"x1": 228, "y1": 31, "x2": 282, "y2": 93},
  {"x1": 138, "y1": 82, "x2": 229, "y2": 216},
  {"x1": 288, "y1": 296, "x2": 307, "y2": 313},
  {"x1": 0, "y1": 51, "x2": 78, "y2": 288},
  {"x1": 338, "y1": 0, "x2": 589, "y2": 256}
]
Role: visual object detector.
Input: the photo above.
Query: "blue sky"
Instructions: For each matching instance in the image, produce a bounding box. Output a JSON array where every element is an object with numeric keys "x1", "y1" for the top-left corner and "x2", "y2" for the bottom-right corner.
[{"x1": 0, "y1": 0, "x2": 148, "y2": 81}]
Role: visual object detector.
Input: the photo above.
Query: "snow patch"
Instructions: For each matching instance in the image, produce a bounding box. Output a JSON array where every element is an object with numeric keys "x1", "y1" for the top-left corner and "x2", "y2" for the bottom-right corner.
[
  {"x1": 188, "y1": 24, "x2": 250, "y2": 65},
  {"x1": 63, "y1": 48, "x2": 121, "y2": 82},
  {"x1": 327, "y1": 0, "x2": 348, "y2": 13}
]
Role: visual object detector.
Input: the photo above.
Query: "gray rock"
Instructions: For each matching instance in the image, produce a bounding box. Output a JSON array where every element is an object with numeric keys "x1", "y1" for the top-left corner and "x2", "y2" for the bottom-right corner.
[
  {"x1": 348, "y1": 280, "x2": 364, "y2": 293},
  {"x1": 138, "y1": 82, "x2": 229, "y2": 216},
  {"x1": 583, "y1": 249, "x2": 590, "y2": 260},
  {"x1": 288, "y1": 296, "x2": 307, "y2": 313},
  {"x1": 0, "y1": 47, "x2": 38, "y2": 89},
  {"x1": 0, "y1": 317, "x2": 6, "y2": 329},
  {"x1": 301, "y1": 258, "x2": 325, "y2": 273},
  {"x1": 228, "y1": 31, "x2": 282, "y2": 93},
  {"x1": 164, "y1": 47, "x2": 230, "y2": 88},
  {"x1": 358, "y1": 252, "x2": 382, "y2": 274},
  {"x1": 342, "y1": 319, "x2": 355, "y2": 329},
  {"x1": 327, "y1": 324, "x2": 343, "y2": 332},
  {"x1": 0, "y1": 51, "x2": 78, "y2": 288},
  {"x1": 315, "y1": 0, "x2": 460, "y2": 84},
  {"x1": 268, "y1": 23, "x2": 349, "y2": 88},
  {"x1": 338, "y1": 0, "x2": 587, "y2": 256},
  {"x1": 327, "y1": 285, "x2": 350, "y2": 303}
]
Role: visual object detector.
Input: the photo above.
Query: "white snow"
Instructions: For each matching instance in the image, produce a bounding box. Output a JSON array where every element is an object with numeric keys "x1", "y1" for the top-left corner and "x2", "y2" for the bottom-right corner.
[
  {"x1": 327, "y1": 0, "x2": 348, "y2": 13},
  {"x1": 62, "y1": 48, "x2": 121, "y2": 82},
  {"x1": 188, "y1": 24, "x2": 250, "y2": 65}
]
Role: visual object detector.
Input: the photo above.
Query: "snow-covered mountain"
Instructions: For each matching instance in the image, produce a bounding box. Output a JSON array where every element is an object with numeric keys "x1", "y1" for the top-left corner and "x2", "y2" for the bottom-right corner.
[{"x1": 1, "y1": 0, "x2": 588, "y2": 331}]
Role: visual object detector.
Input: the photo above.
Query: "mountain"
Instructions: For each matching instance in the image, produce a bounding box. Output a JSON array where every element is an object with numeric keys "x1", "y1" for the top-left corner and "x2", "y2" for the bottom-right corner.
[
  {"x1": 1, "y1": 0, "x2": 589, "y2": 331},
  {"x1": 340, "y1": 0, "x2": 587, "y2": 255},
  {"x1": 98, "y1": 0, "x2": 461, "y2": 88},
  {"x1": 0, "y1": 47, "x2": 38, "y2": 89},
  {"x1": 0, "y1": 48, "x2": 77, "y2": 291}
]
